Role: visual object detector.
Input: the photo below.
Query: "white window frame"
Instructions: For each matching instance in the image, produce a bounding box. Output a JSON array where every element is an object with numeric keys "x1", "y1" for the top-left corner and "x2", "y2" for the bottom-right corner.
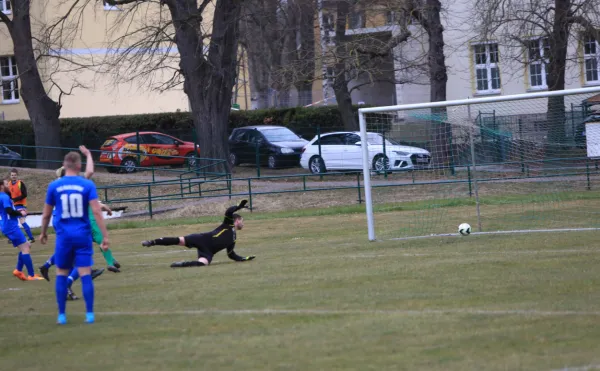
[
  {"x1": 1, "y1": 0, "x2": 11, "y2": 15},
  {"x1": 527, "y1": 37, "x2": 549, "y2": 90},
  {"x1": 103, "y1": 1, "x2": 119, "y2": 11},
  {"x1": 0, "y1": 56, "x2": 19, "y2": 104},
  {"x1": 473, "y1": 42, "x2": 501, "y2": 95},
  {"x1": 386, "y1": 11, "x2": 395, "y2": 25},
  {"x1": 583, "y1": 34, "x2": 600, "y2": 85},
  {"x1": 348, "y1": 11, "x2": 365, "y2": 29}
]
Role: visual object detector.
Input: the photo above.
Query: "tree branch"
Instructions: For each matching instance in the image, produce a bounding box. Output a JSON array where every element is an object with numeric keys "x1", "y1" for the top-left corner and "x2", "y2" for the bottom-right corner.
[
  {"x1": 0, "y1": 8, "x2": 12, "y2": 27},
  {"x1": 569, "y1": 15, "x2": 600, "y2": 42},
  {"x1": 198, "y1": 0, "x2": 212, "y2": 13}
]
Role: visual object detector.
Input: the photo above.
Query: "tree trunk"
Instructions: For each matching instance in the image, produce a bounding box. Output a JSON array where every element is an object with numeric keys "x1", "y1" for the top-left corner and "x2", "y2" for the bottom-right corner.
[
  {"x1": 333, "y1": 0, "x2": 358, "y2": 131},
  {"x1": 546, "y1": 0, "x2": 571, "y2": 147},
  {"x1": 169, "y1": 0, "x2": 241, "y2": 173},
  {"x1": 10, "y1": 0, "x2": 62, "y2": 169},
  {"x1": 422, "y1": 0, "x2": 450, "y2": 169}
]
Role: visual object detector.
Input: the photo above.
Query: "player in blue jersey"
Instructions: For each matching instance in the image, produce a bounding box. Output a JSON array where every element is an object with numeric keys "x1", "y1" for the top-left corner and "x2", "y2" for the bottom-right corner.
[
  {"x1": 0, "y1": 180, "x2": 44, "y2": 281},
  {"x1": 40, "y1": 151, "x2": 110, "y2": 325}
]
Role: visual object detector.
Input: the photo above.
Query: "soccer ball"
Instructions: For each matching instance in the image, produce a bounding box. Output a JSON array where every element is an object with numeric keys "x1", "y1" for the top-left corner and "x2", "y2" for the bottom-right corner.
[{"x1": 458, "y1": 223, "x2": 471, "y2": 236}]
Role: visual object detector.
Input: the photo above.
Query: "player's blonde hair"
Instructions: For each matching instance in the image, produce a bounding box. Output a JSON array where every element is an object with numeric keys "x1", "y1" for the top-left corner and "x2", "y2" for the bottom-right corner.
[{"x1": 63, "y1": 152, "x2": 82, "y2": 171}]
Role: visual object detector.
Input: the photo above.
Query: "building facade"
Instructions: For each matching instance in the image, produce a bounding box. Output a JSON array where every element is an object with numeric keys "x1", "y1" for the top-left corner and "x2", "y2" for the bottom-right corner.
[
  {"x1": 0, "y1": 1, "x2": 251, "y2": 121},
  {"x1": 314, "y1": 0, "x2": 600, "y2": 109}
]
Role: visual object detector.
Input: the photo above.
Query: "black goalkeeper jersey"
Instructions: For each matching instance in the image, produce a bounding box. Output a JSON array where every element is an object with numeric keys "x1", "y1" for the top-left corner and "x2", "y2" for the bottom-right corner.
[{"x1": 184, "y1": 206, "x2": 244, "y2": 261}]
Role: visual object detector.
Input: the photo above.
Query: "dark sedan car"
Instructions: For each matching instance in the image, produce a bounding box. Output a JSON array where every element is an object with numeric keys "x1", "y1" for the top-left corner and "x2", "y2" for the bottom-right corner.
[
  {"x1": 0, "y1": 145, "x2": 21, "y2": 167},
  {"x1": 228, "y1": 126, "x2": 308, "y2": 168}
]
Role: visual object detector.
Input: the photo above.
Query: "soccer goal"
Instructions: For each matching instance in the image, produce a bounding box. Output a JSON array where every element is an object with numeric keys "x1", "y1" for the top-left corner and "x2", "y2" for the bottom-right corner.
[{"x1": 357, "y1": 87, "x2": 600, "y2": 241}]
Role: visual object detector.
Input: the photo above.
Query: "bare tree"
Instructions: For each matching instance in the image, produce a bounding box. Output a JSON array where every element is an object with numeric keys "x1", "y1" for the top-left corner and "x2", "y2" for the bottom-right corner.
[
  {"x1": 473, "y1": 0, "x2": 600, "y2": 143},
  {"x1": 96, "y1": 0, "x2": 243, "y2": 172},
  {"x1": 240, "y1": 0, "x2": 316, "y2": 109},
  {"x1": 0, "y1": 0, "x2": 64, "y2": 168},
  {"x1": 309, "y1": 0, "x2": 431, "y2": 130}
]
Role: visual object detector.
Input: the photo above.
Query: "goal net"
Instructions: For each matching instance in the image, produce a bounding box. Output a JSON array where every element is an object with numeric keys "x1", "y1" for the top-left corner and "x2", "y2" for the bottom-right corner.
[{"x1": 358, "y1": 87, "x2": 600, "y2": 241}]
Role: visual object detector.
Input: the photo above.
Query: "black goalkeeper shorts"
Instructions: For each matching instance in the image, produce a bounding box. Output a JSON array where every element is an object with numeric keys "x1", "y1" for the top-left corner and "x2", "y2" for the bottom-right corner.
[{"x1": 184, "y1": 233, "x2": 214, "y2": 263}]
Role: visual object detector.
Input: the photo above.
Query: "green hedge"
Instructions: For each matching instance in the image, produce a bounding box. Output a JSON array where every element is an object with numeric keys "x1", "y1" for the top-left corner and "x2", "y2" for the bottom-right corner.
[{"x1": 0, "y1": 105, "x2": 391, "y2": 159}]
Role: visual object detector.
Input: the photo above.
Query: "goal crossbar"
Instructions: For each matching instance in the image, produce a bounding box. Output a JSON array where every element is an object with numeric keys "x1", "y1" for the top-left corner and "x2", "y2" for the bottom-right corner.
[{"x1": 358, "y1": 86, "x2": 600, "y2": 241}]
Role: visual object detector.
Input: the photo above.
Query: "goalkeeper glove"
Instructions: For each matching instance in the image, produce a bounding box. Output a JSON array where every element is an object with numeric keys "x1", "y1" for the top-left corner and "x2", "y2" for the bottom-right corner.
[{"x1": 237, "y1": 200, "x2": 249, "y2": 210}]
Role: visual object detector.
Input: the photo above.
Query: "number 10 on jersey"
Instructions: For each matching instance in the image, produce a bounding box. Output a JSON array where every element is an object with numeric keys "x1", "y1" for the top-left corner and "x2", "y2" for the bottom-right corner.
[{"x1": 60, "y1": 193, "x2": 84, "y2": 218}]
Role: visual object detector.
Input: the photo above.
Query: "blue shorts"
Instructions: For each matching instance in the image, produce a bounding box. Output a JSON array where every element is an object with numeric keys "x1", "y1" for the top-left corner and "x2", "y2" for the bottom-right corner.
[
  {"x1": 5, "y1": 229, "x2": 27, "y2": 247},
  {"x1": 54, "y1": 235, "x2": 94, "y2": 270}
]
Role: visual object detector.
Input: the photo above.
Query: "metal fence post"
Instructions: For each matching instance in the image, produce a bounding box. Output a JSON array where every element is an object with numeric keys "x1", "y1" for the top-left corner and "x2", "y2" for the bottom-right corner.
[
  {"x1": 467, "y1": 165, "x2": 472, "y2": 197},
  {"x1": 586, "y1": 159, "x2": 591, "y2": 190},
  {"x1": 248, "y1": 178, "x2": 253, "y2": 211},
  {"x1": 317, "y1": 125, "x2": 322, "y2": 181},
  {"x1": 255, "y1": 142, "x2": 260, "y2": 178},
  {"x1": 136, "y1": 131, "x2": 141, "y2": 170},
  {"x1": 356, "y1": 172, "x2": 362, "y2": 204},
  {"x1": 382, "y1": 130, "x2": 388, "y2": 179},
  {"x1": 147, "y1": 184, "x2": 153, "y2": 219}
]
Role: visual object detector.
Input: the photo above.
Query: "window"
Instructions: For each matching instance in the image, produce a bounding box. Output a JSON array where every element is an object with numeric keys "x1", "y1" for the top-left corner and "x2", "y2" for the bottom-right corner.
[
  {"x1": 473, "y1": 43, "x2": 501, "y2": 94},
  {"x1": 348, "y1": 11, "x2": 365, "y2": 29},
  {"x1": 326, "y1": 67, "x2": 335, "y2": 83},
  {"x1": 103, "y1": 1, "x2": 119, "y2": 10},
  {"x1": 386, "y1": 11, "x2": 395, "y2": 25},
  {"x1": 583, "y1": 35, "x2": 600, "y2": 84},
  {"x1": 0, "y1": 56, "x2": 19, "y2": 103},
  {"x1": 344, "y1": 134, "x2": 361, "y2": 145},
  {"x1": 260, "y1": 128, "x2": 301, "y2": 142},
  {"x1": 322, "y1": 13, "x2": 334, "y2": 32},
  {"x1": 124, "y1": 136, "x2": 142, "y2": 144},
  {"x1": 314, "y1": 134, "x2": 345, "y2": 146},
  {"x1": 1, "y1": 0, "x2": 11, "y2": 14},
  {"x1": 151, "y1": 134, "x2": 177, "y2": 145},
  {"x1": 527, "y1": 38, "x2": 549, "y2": 89},
  {"x1": 247, "y1": 130, "x2": 265, "y2": 144},
  {"x1": 230, "y1": 129, "x2": 247, "y2": 141}
]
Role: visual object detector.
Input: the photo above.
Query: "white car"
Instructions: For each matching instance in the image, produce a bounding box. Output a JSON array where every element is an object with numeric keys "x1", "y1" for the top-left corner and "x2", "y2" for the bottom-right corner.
[{"x1": 300, "y1": 131, "x2": 431, "y2": 173}]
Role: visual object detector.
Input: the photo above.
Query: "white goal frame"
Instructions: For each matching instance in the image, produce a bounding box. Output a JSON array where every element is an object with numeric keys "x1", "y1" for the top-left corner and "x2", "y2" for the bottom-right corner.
[{"x1": 357, "y1": 86, "x2": 600, "y2": 241}]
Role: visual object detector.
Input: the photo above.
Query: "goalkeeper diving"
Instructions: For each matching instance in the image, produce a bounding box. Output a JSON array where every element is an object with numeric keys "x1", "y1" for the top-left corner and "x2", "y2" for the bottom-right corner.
[{"x1": 141, "y1": 200, "x2": 255, "y2": 267}]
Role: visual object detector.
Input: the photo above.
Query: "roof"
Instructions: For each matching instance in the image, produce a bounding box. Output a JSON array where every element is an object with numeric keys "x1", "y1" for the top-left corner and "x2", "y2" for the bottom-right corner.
[
  {"x1": 235, "y1": 125, "x2": 288, "y2": 131},
  {"x1": 110, "y1": 131, "x2": 173, "y2": 138},
  {"x1": 584, "y1": 94, "x2": 600, "y2": 105}
]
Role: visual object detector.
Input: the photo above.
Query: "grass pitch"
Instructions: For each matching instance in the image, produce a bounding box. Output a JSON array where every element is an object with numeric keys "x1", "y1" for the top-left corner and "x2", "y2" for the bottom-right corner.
[{"x1": 1, "y1": 210, "x2": 599, "y2": 371}]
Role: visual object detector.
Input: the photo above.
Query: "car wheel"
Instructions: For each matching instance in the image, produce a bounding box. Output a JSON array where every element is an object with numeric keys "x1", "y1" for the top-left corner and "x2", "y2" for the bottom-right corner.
[
  {"x1": 121, "y1": 157, "x2": 138, "y2": 173},
  {"x1": 309, "y1": 156, "x2": 326, "y2": 174},
  {"x1": 186, "y1": 153, "x2": 197, "y2": 168},
  {"x1": 373, "y1": 154, "x2": 390, "y2": 173},
  {"x1": 229, "y1": 152, "x2": 240, "y2": 167},
  {"x1": 267, "y1": 155, "x2": 278, "y2": 169}
]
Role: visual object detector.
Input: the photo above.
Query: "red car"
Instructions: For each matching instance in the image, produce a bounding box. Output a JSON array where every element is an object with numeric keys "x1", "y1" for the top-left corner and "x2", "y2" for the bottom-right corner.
[{"x1": 99, "y1": 132, "x2": 200, "y2": 173}]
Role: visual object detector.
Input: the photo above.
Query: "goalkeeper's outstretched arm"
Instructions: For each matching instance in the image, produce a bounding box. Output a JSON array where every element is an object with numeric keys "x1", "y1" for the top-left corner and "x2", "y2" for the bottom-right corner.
[{"x1": 226, "y1": 244, "x2": 255, "y2": 262}]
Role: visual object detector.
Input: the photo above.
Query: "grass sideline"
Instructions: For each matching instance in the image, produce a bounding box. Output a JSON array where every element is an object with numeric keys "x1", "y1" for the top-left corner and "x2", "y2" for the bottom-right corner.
[{"x1": 1, "y1": 211, "x2": 599, "y2": 370}]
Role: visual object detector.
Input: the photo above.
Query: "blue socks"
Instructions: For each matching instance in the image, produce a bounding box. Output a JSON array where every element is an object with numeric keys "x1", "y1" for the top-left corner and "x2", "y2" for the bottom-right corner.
[
  {"x1": 21, "y1": 253, "x2": 34, "y2": 277},
  {"x1": 56, "y1": 275, "x2": 68, "y2": 316},
  {"x1": 81, "y1": 275, "x2": 94, "y2": 315},
  {"x1": 42, "y1": 255, "x2": 55, "y2": 269},
  {"x1": 67, "y1": 269, "x2": 80, "y2": 288},
  {"x1": 22, "y1": 223, "x2": 33, "y2": 241},
  {"x1": 16, "y1": 252, "x2": 24, "y2": 271},
  {"x1": 56, "y1": 271, "x2": 95, "y2": 324}
]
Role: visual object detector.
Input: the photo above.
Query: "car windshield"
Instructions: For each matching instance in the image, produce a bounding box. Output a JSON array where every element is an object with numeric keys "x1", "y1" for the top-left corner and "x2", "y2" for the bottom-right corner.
[
  {"x1": 260, "y1": 128, "x2": 302, "y2": 142},
  {"x1": 366, "y1": 133, "x2": 400, "y2": 146}
]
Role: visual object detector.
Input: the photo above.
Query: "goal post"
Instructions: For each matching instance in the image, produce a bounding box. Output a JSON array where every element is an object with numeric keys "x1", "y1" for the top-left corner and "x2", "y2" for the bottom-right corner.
[{"x1": 358, "y1": 86, "x2": 600, "y2": 241}]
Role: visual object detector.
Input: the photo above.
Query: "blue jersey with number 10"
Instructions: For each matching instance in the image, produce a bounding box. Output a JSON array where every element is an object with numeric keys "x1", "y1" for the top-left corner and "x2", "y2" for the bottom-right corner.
[
  {"x1": 0, "y1": 192, "x2": 19, "y2": 234},
  {"x1": 45, "y1": 175, "x2": 98, "y2": 237}
]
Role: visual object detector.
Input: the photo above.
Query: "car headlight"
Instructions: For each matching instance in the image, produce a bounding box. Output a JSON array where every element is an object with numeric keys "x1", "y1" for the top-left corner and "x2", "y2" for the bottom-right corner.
[
  {"x1": 280, "y1": 147, "x2": 294, "y2": 154},
  {"x1": 394, "y1": 151, "x2": 409, "y2": 156}
]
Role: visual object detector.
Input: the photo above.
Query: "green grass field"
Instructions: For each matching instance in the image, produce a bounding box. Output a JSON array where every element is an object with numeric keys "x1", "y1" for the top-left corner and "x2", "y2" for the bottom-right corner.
[{"x1": 1, "y1": 206, "x2": 600, "y2": 371}]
